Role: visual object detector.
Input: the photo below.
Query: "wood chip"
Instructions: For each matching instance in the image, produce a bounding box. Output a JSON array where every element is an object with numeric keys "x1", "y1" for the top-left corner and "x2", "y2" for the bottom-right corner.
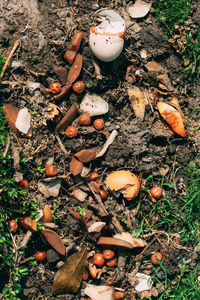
[
  {"x1": 74, "y1": 148, "x2": 101, "y2": 163},
  {"x1": 55, "y1": 102, "x2": 79, "y2": 132}
]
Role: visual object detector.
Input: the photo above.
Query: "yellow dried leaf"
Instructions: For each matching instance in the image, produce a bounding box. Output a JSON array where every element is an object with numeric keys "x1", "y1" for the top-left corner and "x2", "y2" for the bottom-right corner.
[{"x1": 128, "y1": 86, "x2": 147, "y2": 120}]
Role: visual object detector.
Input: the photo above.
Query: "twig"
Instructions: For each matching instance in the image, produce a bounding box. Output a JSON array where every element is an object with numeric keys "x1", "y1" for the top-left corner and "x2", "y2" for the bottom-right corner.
[
  {"x1": 135, "y1": 236, "x2": 157, "y2": 262},
  {"x1": 55, "y1": 134, "x2": 70, "y2": 156},
  {"x1": 3, "y1": 135, "x2": 10, "y2": 158},
  {"x1": 17, "y1": 230, "x2": 32, "y2": 263},
  {"x1": 92, "y1": 58, "x2": 103, "y2": 80},
  {"x1": 0, "y1": 41, "x2": 19, "y2": 79},
  {"x1": 88, "y1": 182, "x2": 122, "y2": 233}
]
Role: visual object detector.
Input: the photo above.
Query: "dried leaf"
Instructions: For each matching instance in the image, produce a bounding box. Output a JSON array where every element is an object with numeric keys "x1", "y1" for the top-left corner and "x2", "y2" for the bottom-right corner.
[
  {"x1": 97, "y1": 237, "x2": 133, "y2": 249},
  {"x1": 128, "y1": 87, "x2": 146, "y2": 120},
  {"x1": 3, "y1": 104, "x2": 18, "y2": 131},
  {"x1": 84, "y1": 284, "x2": 114, "y2": 300},
  {"x1": 67, "y1": 53, "x2": 83, "y2": 84},
  {"x1": 41, "y1": 229, "x2": 65, "y2": 255},
  {"x1": 74, "y1": 148, "x2": 101, "y2": 163},
  {"x1": 70, "y1": 157, "x2": 83, "y2": 176},
  {"x1": 55, "y1": 103, "x2": 79, "y2": 132},
  {"x1": 53, "y1": 65, "x2": 68, "y2": 85},
  {"x1": 151, "y1": 120, "x2": 173, "y2": 137},
  {"x1": 157, "y1": 102, "x2": 185, "y2": 137},
  {"x1": 20, "y1": 217, "x2": 37, "y2": 232},
  {"x1": 52, "y1": 246, "x2": 88, "y2": 295},
  {"x1": 47, "y1": 103, "x2": 59, "y2": 119},
  {"x1": 128, "y1": 0, "x2": 152, "y2": 18}
]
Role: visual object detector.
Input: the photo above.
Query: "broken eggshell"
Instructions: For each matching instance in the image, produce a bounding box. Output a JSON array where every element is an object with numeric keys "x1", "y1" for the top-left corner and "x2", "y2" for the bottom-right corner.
[
  {"x1": 89, "y1": 9, "x2": 125, "y2": 62},
  {"x1": 80, "y1": 93, "x2": 109, "y2": 116},
  {"x1": 106, "y1": 170, "x2": 140, "y2": 201}
]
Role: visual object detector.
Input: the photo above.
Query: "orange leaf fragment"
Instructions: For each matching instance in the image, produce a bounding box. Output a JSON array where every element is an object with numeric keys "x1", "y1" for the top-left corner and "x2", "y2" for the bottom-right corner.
[
  {"x1": 74, "y1": 148, "x2": 101, "y2": 163},
  {"x1": 42, "y1": 205, "x2": 53, "y2": 223},
  {"x1": 55, "y1": 102, "x2": 79, "y2": 132},
  {"x1": 40, "y1": 229, "x2": 66, "y2": 256},
  {"x1": 64, "y1": 32, "x2": 84, "y2": 64},
  {"x1": 67, "y1": 53, "x2": 83, "y2": 84},
  {"x1": 3, "y1": 104, "x2": 18, "y2": 130},
  {"x1": 20, "y1": 216, "x2": 37, "y2": 232},
  {"x1": 157, "y1": 102, "x2": 185, "y2": 137}
]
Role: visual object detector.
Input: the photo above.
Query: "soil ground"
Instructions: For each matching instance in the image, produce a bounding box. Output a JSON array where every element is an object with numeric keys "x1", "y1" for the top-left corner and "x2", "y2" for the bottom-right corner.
[{"x1": 0, "y1": 0, "x2": 200, "y2": 299}]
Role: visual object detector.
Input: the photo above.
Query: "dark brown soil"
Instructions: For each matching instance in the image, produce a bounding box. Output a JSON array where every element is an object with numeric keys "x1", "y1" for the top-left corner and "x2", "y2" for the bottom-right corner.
[{"x1": 0, "y1": 0, "x2": 200, "y2": 299}]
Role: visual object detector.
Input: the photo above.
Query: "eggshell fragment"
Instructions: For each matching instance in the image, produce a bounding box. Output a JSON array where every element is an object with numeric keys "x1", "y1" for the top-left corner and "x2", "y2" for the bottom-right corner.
[
  {"x1": 106, "y1": 170, "x2": 140, "y2": 200},
  {"x1": 114, "y1": 232, "x2": 146, "y2": 248},
  {"x1": 80, "y1": 93, "x2": 109, "y2": 116},
  {"x1": 89, "y1": 9, "x2": 125, "y2": 62},
  {"x1": 128, "y1": 0, "x2": 152, "y2": 18},
  {"x1": 88, "y1": 222, "x2": 106, "y2": 233},
  {"x1": 15, "y1": 108, "x2": 31, "y2": 134}
]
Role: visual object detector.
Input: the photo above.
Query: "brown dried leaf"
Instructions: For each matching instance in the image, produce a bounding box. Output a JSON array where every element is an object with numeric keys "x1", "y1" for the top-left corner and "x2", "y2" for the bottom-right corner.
[
  {"x1": 151, "y1": 120, "x2": 173, "y2": 137},
  {"x1": 128, "y1": 86, "x2": 146, "y2": 120},
  {"x1": 53, "y1": 65, "x2": 68, "y2": 85},
  {"x1": 48, "y1": 103, "x2": 59, "y2": 120},
  {"x1": 74, "y1": 148, "x2": 101, "y2": 163},
  {"x1": 67, "y1": 53, "x2": 83, "y2": 84},
  {"x1": 55, "y1": 103, "x2": 79, "y2": 132},
  {"x1": 69, "y1": 157, "x2": 83, "y2": 176},
  {"x1": 64, "y1": 32, "x2": 83, "y2": 64},
  {"x1": 3, "y1": 104, "x2": 18, "y2": 131},
  {"x1": 97, "y1": 237, "x2": 133, "y2": 249},
  {"x1": 52, "y1": 246, "x2": 88, "y2": 295},
  {"x1": 41, "y1": 229, "x2": 65, "y2": 255}
]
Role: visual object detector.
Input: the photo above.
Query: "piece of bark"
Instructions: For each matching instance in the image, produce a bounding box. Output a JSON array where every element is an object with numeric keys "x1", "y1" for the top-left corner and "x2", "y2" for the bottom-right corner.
[
  {"x1": 70, "y1": 157, "x2": 83, "y2": 176},
  {"x1": 71, "y1": 189, "x2": 88, "y2": 202},
  {"x1": 64, "y1": 32, "x2": 83, "y2": 64},
  {"x1": 68, "y1": 206, "x2": 93, "y2": 224},
  {"x1": 40, "y1": 229, "x2": 66, "y2": 256},
  {"x1": 55, "y1": 103, "x2": 79, "y2": 132},
  {"x1": 53, "y1": 65, "x2": 68, "y2": 85},
  {"x1": 74, "y1": 148, "x2": 101, "y2": 163},
  {"x1": 67, "y1": 53, "x2": 83, "y2": 84},
  {"x1": 97, "y1": 237, "x2": 133, "y2": 249}
]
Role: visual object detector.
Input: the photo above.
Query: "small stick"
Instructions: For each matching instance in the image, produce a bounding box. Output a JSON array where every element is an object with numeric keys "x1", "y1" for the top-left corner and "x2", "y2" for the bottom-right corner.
[
  {"x1": 135, "y1": 236, "x2": 157, "y2": 262},
  {"x1": 0, "y1": 41, "x2": 19, "y2": 79},
  {"x1": 3, "y1": 135, "x2": 10, "y2": 158},
  {"x1": 55, "y1": 134, "x2": 69, "y2": 156},
  {"x1": 92, "y1": 58, "x2": 103, "y2": 80},
  {"x1": 17, "y1": 230, "x2": 32, "y2": 263},
  {"x1": 88, "y1": 182, "x2": 122, "y2": 233}
]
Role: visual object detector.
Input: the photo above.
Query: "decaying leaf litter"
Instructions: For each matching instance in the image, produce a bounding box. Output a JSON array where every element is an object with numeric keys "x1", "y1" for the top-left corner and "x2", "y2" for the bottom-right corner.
[{"x1": 0, "y1": 0, "x2": 200, "y2": 299}]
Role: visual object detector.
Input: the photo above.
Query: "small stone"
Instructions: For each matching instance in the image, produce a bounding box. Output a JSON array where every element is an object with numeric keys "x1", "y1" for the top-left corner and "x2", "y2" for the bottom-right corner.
[
  {"x1": 38, "y1": 178, "x2": 62, "y2": 198},
  {"x1": 46, "y1": 249, "x2": 60, "y2": 263}
]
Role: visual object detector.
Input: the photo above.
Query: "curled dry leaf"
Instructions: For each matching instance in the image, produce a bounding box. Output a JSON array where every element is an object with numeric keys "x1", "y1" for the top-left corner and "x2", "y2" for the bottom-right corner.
[
  {"x1": 64, "y1": 31, "x2": 84, "y2": 64},
  {"x1": 70, "y1": 157, "x2": 83, "y2": 176},
  {"x1": 40, "y1": 229, "x2": 65, "y2": 256},
  {"x1": 128, "y1": 87, "x2": 147, "y2": 120},
  {"x1": 128, "y1": 0, "x2": 152, "y2": 18},
  {"x1": 151, "y1": 120, "x2": 173, "y2": 137},
  {"x1": 20, "y1": 216, "x2": 37, "y2": 232},
  {"x1": 114, "y1": 232, "x2": 146, "y2": 248},
  {"x1": 84, "y1": 284, "x2": 114, "y2": 300},
  {"x1": 97, "y1": 236, "x2": 133, "y2": 249},
  {"x1": 157, "y1": 102, "x2": 185, "y2": 137},
  {"x1": 88, "y1": 262, "x2": 97, "y2": 279},
  {"x1": 67, "y1": 53, "x2": 83, "y2": 84},
  {"x1": 53, "y1": 65, "x2": 68, "y2": 85},
  {"x1": 74, "y1": 148, "x2": 101, "y2": 163},
  {"x1": 55, "y1": 103, "x2": 79, "y2": 132},
  {"x1": 52, "y1": 246, "x2": 88, "y2": 295}
]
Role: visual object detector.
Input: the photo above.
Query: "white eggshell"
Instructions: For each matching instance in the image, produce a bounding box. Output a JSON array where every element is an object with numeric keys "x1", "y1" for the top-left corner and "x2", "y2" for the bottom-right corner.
[
  {"x1": 134, "y1": 272, "x2": 153, "y2": 292},
  {"x1": 15, "y1": 108, "x2": 31, "y2": 134},
  {"x1": 89, "y1": 9, "x2": 125, "y2": 62},
  {"x1": 88, "y1": 222, "x2": 106, "y2": 233},
  {"x1": 80, "y1": 93, "x2": 109, "y2": 116}
]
